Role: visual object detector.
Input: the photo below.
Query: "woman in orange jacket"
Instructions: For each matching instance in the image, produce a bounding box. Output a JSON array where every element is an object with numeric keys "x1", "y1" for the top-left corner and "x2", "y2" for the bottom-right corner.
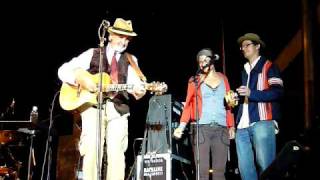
[{"x1": 174, "y1": 48, "x2": 235, "y2": 180}]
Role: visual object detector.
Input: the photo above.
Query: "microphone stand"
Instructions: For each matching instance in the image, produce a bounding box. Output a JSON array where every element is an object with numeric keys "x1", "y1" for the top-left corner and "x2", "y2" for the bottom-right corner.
[
  {"x1": 193, "y1": 64, "x2": 210, "y2": 180},
  {"x1": 97, "y1": 20, "x2": 109, "y2": 180},
  {"x1": 193, "y1": 68, "x2": 201, "y2": 180},
  {"x1": 27, "y1": 132, "x2": 35, "y2": 180}
]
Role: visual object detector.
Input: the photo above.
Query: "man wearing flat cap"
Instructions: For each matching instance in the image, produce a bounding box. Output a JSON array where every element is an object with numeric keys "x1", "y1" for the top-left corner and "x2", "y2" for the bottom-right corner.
[
  {"x1": 234, "y1": 33, "x2": 284, "y2": 180},
  {"x1": 173, "y1": 48, "x2": 235, "y2": 180},
  {"x1": 58, "y1": 18, "x2": 146, "y2": 180}
]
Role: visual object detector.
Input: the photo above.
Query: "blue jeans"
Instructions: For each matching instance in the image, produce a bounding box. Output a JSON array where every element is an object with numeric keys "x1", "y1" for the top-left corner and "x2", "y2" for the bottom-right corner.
[{"x1": 235, "y1": 120, "x2": 276, "y2": 180}]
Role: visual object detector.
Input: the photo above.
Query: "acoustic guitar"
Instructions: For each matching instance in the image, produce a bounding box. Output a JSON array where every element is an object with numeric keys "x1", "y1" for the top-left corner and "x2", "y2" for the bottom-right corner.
[{"x1": 59, "y1": 72, "x2": 167, "y2": 112}]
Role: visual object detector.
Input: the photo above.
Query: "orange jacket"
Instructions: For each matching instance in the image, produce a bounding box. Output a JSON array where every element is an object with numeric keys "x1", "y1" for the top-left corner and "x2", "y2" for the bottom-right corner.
[{"x1": 180, "y1": 72, "x2": 234, "y2": 128}]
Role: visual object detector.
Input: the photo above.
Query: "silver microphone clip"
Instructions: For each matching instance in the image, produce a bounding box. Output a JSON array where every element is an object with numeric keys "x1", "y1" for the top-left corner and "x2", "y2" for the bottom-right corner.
[{"x1": 102, "y1": 20, "x2": 110, "y2": 29}]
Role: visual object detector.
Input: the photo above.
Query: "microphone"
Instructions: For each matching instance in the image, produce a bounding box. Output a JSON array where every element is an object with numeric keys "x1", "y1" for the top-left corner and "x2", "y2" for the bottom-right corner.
[
  {"x1": 203, "y1": 61, "x2": 212, "y2": 68},
  {"x1": 102, "y1": 20, "x2": 110, "y2": 29},
  {"x1": 196, "y1": 61, "x2": 211, "y2": 74},
  {"x1": 212, "y1": 54, "x2": 220, "y2": 61},
  {"x1": 204, "y1": 54, "x2": 219, "y2": 65},
  {"x1": 9, "y1": 98, "x2": 15, "y2": 115},
  {"x1": 203, "y1": 54, "x2": 219, "y2": 64},
  {"x1": 98, "y1": 19, "x2": 111, "y2": 45}
]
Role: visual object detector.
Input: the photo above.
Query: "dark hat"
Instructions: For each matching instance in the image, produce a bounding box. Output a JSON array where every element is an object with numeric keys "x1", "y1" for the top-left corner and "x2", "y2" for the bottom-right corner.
[
  {"x1": 237, "y1": 33, "x2": 265, "y2": 47},
  {"x1": 197, "y1": 48, "x2": 213, "y2": 60}
]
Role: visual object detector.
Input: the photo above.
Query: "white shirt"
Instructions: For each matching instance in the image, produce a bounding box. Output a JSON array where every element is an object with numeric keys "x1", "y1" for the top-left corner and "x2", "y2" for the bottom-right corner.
[{"x1": 237, "y1": 56, "x2": 260, "y2": 129}]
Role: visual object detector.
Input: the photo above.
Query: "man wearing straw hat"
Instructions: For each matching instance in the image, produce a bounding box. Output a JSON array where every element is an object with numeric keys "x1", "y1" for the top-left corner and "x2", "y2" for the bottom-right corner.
[
  {"x1": 58, "y1": 18, "x2": 146, "y2": 180},
  {"x1": 235, "y1": 33, "x2": 284, "y2": 180}
]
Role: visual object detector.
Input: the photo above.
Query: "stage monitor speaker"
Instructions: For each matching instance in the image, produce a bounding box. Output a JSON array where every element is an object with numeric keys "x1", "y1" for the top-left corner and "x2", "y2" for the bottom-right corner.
[{"x1": 260, "y1": 140, "x2": 304, "y2": 180}]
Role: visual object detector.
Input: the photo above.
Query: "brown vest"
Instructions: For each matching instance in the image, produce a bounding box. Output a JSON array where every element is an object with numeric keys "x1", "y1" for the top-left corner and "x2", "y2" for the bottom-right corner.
[
  {"x1": 89, "y1": 47, "x2": 130, "y2": 115},
  {"x1": 89, "y1": 48, "x2": 129, "y2": 83}
]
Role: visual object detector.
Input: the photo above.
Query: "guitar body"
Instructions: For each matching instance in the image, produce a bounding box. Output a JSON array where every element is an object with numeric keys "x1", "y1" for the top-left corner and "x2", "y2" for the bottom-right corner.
[{"x1": 59, "y1": 72, "x2": 112, "y2": 112}]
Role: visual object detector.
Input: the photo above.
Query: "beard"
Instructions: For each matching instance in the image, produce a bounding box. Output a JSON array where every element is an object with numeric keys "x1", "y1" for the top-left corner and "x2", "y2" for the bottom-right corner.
[{"x1": 113, "y1": 43, "x2": 127, "y2": 53}]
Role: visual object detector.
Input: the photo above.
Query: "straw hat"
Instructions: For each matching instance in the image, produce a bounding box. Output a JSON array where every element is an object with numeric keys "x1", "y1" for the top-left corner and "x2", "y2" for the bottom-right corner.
[
  {"x1": 108, "y1": 18, "x2": 137, "y2": 37},
  {"x1": 237, "y1": 33, "x2": 265, "y2": 47}
]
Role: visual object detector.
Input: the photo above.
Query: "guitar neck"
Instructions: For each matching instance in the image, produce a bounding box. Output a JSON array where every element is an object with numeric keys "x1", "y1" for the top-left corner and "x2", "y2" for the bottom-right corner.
[
  {"x1": 104, "y1": 82, "x2": 165, "y2": 94},
  {"x1": 105, "y1": 84, "x2": 134, "y2": 92}
]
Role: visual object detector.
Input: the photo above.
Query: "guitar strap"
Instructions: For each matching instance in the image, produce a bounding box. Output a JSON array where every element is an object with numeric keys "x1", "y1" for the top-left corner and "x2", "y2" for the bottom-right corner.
[{"x1": 125, "y1": 53, "x2": 147, "y2": 82}]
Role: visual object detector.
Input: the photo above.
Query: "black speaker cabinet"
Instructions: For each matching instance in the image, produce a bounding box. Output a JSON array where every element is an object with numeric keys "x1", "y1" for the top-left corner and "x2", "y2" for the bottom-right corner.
[
  {"x1": 260, "y1": 140, "x2": 304, "y2": 180},
  {"x1": 137, "y1": 94, "x2": 194, "y2": 180}
]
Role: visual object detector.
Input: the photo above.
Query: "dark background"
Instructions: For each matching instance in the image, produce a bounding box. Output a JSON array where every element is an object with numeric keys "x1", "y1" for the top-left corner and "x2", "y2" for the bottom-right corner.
[{"x1": 0, "y1": 0, "x2": 319, "y2": 179}]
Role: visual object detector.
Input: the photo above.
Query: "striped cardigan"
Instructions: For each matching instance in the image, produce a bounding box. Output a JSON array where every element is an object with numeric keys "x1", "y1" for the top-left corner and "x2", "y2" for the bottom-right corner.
[{"x1": 236, "y1": 56, "x2": 284, "y2": 124}]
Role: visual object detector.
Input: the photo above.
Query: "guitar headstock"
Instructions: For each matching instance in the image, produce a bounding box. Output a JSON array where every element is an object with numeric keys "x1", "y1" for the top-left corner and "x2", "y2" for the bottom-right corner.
[{"x1": 146, "y1": 81, "x2": 168, "y2": 95}]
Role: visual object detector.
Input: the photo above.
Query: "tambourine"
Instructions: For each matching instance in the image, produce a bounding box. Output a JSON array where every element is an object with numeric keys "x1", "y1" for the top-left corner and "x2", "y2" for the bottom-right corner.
[{"x1": 225, "y1": 90, "x2": 239, "y2": 108}]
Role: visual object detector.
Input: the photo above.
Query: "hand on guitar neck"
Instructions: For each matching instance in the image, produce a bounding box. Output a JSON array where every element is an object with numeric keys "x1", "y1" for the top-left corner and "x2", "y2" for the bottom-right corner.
[{"x1": 131, "y1": 83, "x2": 146, "y2": 100}]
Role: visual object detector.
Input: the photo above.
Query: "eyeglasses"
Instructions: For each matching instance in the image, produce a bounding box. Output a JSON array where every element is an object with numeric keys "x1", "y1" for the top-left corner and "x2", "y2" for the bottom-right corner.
[{"x1": 240, "y1": 43, "x2": 254, "y2": 50}]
